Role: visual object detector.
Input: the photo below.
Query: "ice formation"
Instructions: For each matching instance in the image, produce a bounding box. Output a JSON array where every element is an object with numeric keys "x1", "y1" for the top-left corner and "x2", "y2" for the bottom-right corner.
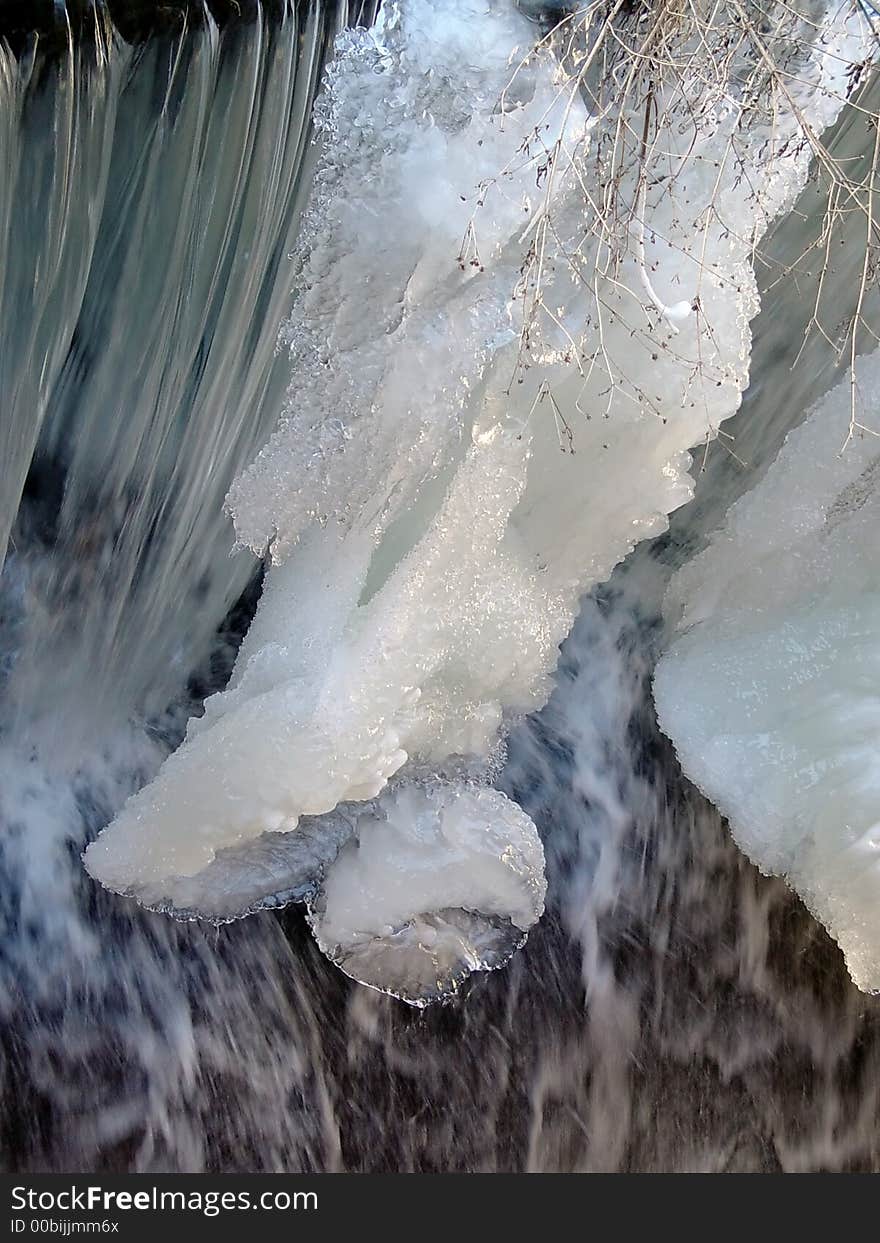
[
  {"x1": 655, "y1": 350, "x2": 880, "y2": 995},
  {"x1": 85, "y1": 0, "x2": 875, "y2": 1002},
  {"x1": 309, "y1": 784, "x2": 546, "y2": 1004}
]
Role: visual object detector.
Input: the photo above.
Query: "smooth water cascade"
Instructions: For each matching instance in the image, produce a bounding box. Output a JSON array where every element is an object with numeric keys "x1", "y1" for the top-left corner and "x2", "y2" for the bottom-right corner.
[
  {"x1": 1, "y1": 2, "x2": 371, "y2": 732},
  {"x1": 2, "y1": 0, "x2": 880, "y2": 1172}
]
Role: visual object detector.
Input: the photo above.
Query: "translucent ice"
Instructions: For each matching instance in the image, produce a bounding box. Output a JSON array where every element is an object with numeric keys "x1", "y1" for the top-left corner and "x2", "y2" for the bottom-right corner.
[
  {"x1": 655, "y1": 350, "x2": 880, "y2": 993},
  {"x1": 309, "y1": 783, "x2": 546, "y2": 1004}
]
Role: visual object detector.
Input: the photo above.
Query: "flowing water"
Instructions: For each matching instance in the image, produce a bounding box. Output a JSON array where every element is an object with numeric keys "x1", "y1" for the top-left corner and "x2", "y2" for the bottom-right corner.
[{"x1": 1, "y1": 1, "x2": 879, "y2": 1172}]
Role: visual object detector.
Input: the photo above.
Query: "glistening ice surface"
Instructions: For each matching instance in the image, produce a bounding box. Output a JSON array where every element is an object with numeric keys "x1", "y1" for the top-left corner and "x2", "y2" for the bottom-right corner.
[
  {"x1": 85, "y1": 0, "x2": 874, "y2": 1003},
  {"x1": 655, "y1": 351, "x2": 880, "y2": 994}
]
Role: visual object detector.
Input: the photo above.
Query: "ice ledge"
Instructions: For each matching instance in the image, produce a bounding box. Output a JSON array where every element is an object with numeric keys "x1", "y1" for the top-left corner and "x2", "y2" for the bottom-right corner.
[{"x1": 655, "y1": 351, "x2": 880, "y2": 994}]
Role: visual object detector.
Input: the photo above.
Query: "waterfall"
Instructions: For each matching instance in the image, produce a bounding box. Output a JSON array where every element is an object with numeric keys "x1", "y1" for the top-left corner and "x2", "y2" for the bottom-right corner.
[
  {"x1": 0, "y1": 0, "x2": 379, "y2": 1171},
  {"x1": 2, "y1": 0, "x2": 880, "y2": 1172},
  {"x1": 1, "y1": 1, "x2": 373, "y2": 734}
]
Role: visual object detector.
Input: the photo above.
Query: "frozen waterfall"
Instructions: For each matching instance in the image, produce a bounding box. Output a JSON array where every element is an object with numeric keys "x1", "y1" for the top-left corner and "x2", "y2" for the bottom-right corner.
[
  {"x1": 4, "y1": 0, "x2": 880, "y2": 1173},
  {"x1": 83, "y1": 0, "x2": 878, "y2": 1004}
]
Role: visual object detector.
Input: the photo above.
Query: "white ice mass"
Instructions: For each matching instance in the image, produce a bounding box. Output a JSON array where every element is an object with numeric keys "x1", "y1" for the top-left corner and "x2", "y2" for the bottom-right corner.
[
  {"x1": 84, "y1": 0, "x2": 876, "y2": 1002},
  {"x1": 655, "y1": 351, "x2": 880, "y2": 995}
]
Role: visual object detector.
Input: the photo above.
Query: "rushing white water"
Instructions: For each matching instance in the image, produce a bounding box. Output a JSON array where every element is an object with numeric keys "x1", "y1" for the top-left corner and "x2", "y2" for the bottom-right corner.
[
  {"x1": 84, "y1": 0, "x2": 876, "y2": 1003},
  {"x1": 0, "y1": 0, "x2": 374, "y2": 1171}
]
